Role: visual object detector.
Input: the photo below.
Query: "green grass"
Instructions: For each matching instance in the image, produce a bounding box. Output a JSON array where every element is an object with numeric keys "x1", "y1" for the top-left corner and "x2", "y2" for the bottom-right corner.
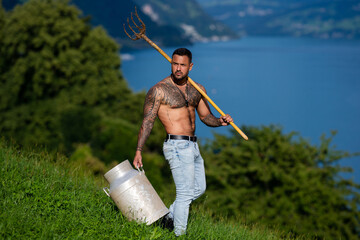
[{"x1": 0, "y1": 141, "x2": 289, "y2": 239}]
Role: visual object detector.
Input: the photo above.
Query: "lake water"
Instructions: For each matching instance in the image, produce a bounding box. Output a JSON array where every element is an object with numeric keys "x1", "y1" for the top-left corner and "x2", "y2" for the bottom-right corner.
[{"x1": 121, "y1": 37, "x2": 360, "y2": 184}]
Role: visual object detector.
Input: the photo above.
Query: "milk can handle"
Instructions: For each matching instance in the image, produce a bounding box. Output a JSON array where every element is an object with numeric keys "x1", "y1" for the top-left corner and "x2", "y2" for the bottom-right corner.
[
  {"x1": 103, "y1": 187, "x2": 110, "y2": 197},
  {"x1": 136, "y1": 166, "x2": 145, "y2": 175}
]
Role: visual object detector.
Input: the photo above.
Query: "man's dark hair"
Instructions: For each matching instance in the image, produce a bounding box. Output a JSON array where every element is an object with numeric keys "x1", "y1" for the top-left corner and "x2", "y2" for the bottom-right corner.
[{"x1": 172, "y1": 48, "x2": 192, "y2": 63}]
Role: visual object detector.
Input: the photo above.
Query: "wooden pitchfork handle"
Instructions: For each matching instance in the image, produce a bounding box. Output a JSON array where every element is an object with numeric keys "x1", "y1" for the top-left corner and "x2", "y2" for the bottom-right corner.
[{"x1": 124, "y1": 7, "x2": 248, "y2": 140}]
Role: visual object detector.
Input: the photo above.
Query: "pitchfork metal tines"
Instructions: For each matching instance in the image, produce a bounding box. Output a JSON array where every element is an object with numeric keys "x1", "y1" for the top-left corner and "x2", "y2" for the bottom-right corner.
[{"x1": 123, "y1": 6, "x2": 146, "y2": 41}]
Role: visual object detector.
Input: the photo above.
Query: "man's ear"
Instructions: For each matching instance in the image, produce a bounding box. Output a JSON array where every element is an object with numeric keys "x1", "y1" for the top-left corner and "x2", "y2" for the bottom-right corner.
[{"x1": 189, "y1": 62, "x2": 194, "y2": 71}]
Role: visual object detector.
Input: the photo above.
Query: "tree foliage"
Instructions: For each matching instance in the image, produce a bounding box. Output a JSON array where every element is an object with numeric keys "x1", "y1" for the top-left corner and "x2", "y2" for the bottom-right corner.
[
  {"x1": 0, "y1": 2, "x2": 4, "y2": 29},
  {"x1": 0, "y1": 0, "x2": 166, "y2": 164},
  {"x1": 202, "y1": 125, "x2": 360, "y2": 239},
  {"x1": 0, "y1": 0, "x2": 132, "y2": 150}
]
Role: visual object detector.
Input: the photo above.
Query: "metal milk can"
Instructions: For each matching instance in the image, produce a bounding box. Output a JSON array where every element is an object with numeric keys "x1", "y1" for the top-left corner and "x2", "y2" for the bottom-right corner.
[{"x1": 103, "y1": 160, "x2": 169, "y2": 225}]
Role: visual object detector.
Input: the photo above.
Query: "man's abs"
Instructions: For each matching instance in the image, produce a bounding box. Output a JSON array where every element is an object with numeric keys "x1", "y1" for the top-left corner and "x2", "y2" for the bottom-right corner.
[{"x1": 158, "y1": 105, "x2": 196, "y2": 136}]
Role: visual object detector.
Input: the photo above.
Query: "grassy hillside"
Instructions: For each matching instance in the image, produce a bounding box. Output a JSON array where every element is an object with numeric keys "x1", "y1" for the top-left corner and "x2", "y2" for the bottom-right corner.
[{"x1": 0, "y1": 141, "x2": 289, "y2": 239}]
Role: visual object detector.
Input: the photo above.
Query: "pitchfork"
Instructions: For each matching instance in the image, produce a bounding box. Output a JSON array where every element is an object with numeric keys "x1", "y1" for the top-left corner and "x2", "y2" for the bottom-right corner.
[{"x1": 124, "y1": 7, "x2": 248, "y2": 140}]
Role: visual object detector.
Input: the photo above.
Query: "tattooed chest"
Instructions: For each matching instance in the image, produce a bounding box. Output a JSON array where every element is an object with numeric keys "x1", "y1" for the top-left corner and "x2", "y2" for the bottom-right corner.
[{"x1": 162, "y1": 86, "x2": 202, "y2": 108}]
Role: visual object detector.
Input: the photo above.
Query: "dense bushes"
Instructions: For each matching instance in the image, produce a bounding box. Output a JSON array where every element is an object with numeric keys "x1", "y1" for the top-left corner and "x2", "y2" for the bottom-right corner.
[
  {"x1": 202, "y1": 126, "x2": 360, "y2": 239},
  {"x1": 0, "y1": 0, "x2": 165, "y2": 158},
  {"x1": 0, "y1": 0, "x2": 134, "y2": 152}
]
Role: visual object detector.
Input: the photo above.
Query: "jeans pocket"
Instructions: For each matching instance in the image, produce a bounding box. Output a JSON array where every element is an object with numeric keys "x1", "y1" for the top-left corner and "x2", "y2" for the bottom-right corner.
[
  {"x1": 175, "y1": 140, "x2": 190, "y2": 150},
  {"x1": 163, "y1": 143, "x2": 174, "y2": 160}
]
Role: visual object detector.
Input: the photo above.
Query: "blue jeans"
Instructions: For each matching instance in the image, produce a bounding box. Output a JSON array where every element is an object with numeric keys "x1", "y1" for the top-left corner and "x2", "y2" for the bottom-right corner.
[{"x1": 163, "y1": 139, "x2": 206, "y2": 236}]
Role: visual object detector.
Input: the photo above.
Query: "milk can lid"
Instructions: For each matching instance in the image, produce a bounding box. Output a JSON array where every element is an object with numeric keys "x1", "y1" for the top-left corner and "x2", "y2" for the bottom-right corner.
[
  {"x1": 109, "y1": 170, "x2": 139, "y2": 192},
  {"x1": 104, "y1": 160, "x2": 134, "y2": 183}
]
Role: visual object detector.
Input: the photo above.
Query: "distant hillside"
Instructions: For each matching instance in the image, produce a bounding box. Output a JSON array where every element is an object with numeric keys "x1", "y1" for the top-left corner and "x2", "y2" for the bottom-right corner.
[
  {"x1": 198, "y1": 0, "x2": 360, "y2": 39},
  {"x1": 133, "y1": 0, "x2": 238, "y2": 42},
  {"x1": 70, "y1": 0, "x2": 193, "y2": 50},
  {"x1": 2, "y1": 0, "x2": 191, "y2": 50},
  {"x1": 2, "y1": 0, "x2": 238, "y2": 50}
]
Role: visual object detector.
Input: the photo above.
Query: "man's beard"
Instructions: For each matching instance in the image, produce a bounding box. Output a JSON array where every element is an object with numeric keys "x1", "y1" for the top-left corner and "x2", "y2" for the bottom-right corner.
[{"x1": 171, "y1": 72, "x2": 188, "y2": 82}]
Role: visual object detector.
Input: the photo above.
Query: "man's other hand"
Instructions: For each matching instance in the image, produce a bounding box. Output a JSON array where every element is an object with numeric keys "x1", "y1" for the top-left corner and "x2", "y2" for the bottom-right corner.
[
  {"x1": 220, "y1": 114, "x2": 233, "y2": 126},
  {"x1": 133, "y1": 151, "x2": 143, "y2": 168}
]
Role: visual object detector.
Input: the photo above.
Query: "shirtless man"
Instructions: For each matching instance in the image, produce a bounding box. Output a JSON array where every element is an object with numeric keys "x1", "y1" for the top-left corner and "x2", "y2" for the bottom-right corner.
[{"x1": 133, "y1": 48, "x2": 233, "y2": 236}]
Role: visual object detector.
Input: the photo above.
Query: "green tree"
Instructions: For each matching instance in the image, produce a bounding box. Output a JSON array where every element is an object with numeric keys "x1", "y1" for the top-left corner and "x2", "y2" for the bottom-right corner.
[
  {"x1": 0, "y1": 0, "x2": 132, "y2": 150},
  {"x1": 202, "y1": 125, "x2": 360, "y2": 239},
  {"x1": 0, "y1": 2, "x2": 4, "y2": 29}
]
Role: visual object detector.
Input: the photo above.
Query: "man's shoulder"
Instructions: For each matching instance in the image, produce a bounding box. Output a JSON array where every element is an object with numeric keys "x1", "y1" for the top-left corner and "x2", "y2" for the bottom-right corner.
[
  {"x1": 146, "y1": 77, "x2": 171, "y2": 97},
  {"x1": 149, "y1": 77, "x2": 170, "y2": 91}
]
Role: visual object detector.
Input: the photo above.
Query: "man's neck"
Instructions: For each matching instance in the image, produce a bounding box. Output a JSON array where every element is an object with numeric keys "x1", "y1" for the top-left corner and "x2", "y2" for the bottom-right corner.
[{"x1": 171, "y1": 74, "x2": 187, "y2": 86}]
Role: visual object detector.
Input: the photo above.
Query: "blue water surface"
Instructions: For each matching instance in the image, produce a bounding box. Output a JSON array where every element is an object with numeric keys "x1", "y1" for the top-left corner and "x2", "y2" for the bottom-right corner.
[{"x1": 121, "y1": 37, "x2": 360, "y2": 183}]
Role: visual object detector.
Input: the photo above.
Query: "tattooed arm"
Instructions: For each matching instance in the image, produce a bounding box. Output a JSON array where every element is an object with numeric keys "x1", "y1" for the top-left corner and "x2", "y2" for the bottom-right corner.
[
  {"x1": 133, "y1": 86, "x2": 162, "y2": 168},
  {"x1": 196, "y1": 84, "x2": 233, "y2": 127},
  {"x1": 201, "y1": 113, "x2": 222, "y2": 127}
]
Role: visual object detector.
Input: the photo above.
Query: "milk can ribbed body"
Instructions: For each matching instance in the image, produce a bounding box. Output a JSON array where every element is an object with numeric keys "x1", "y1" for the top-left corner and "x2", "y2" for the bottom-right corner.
[{"x1": 103, "y1": 160, "x2": 169, "y2": 225}]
